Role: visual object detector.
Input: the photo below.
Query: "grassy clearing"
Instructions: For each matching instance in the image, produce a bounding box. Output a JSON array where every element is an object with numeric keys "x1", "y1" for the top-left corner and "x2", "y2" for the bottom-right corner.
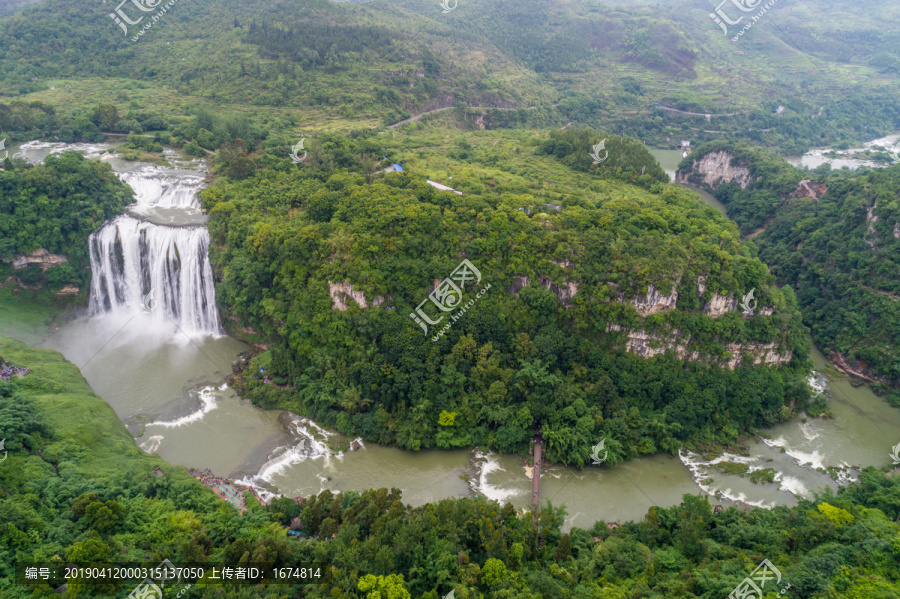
[
  {"x1": 0, "y1": 334, "x2": 200, "y2": 490},
  {"x1": 0, "y1": 282, "x2": 59, "y2": 346}
]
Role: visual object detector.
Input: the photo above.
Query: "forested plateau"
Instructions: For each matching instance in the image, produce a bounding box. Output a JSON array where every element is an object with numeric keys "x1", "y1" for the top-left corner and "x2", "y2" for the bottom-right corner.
[{"x1": 201, "y1": 129, "x2": 811, "y2": 467}]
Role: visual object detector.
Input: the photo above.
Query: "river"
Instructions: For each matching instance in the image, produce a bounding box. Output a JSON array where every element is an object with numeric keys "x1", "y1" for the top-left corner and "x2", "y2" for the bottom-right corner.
[{"x1": 7, "y1": 141, "x2": 900, "y2": 531}]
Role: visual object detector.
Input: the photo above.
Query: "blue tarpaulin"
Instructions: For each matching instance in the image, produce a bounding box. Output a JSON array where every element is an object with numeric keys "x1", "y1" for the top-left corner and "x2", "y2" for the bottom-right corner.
[{"x1": 393, "y1": 164, "x2": 403, "y2": 172}]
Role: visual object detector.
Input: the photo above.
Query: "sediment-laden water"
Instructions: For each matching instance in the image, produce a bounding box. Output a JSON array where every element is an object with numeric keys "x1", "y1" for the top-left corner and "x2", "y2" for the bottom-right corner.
[{"x1": 11, "y1": 141, "x2": 900, "y2": 531}]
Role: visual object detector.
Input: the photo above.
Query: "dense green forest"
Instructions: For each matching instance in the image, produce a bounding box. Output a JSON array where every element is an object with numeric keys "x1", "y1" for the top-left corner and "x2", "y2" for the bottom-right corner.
[
  {"x1": 678, "y1": 141, "x2": 900, "y2": 398},
  {"x1": 0, "y1": 0, "x2": 899, "y2": 154},
  {"x1": 0, "y1": 152, "x2": 133, "y2": 289},
  {"x1": 3, "y1": 335, "x2": 900, "y2": 598},
  {"x1": 2, "y1": 0, "x2": 900, "y2": 596},
  {"x1": 199, "y1": 129, "x2": 811, "y2": 467}
]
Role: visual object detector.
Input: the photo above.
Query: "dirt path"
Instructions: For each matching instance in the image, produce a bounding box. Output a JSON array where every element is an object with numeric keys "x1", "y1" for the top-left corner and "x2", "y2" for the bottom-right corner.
[{"x1": 654, "y1": 105, "x2": 739, "y2": 118}]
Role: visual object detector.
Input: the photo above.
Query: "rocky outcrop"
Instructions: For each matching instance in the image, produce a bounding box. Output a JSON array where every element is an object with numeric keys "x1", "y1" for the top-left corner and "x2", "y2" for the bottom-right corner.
[
  {"x1": 607, "y1": 326, "x2": 703, "y2": 362},
  {"x1": 328, "y1": 281, "x2": 390, "y2": 311},
  {"x1": 55, "y1": 285, "x2": 79, "y2": 296},
  {"x1": 865, "y1": 201, "x2": 878, "y2": 249},
  {"x1": 506, "y1": 275, "x2": 579, "y2": 305},
  {"x1": 539, "y1": 277, "x2": 578, "y2": 305},
  {"x1": 894, "y1": 222, "x2": 900, "y2": 239},
  {"x1": 9, "y1": 248, "x2": 68, "y2": 271},
  {"x1": 676, "y1": 151, "x2": 755, "y2": 191},
  {"x1": 704, "y1": 293, "x2": 737, "y2": 317},
  {"x1": 606, "y1": 325, "x2": 792, "y2": 369},
  {"x1": 724, "y1": 342, "x2": 792, "y2": 369},
  {"x1": 697, "y1": 275, "x2": 707, "y2": 295},
  {"x1": 631, "y1": 284, "x2": 678, "y2": 315},
  {"x1": 507, "y1": 276, "x2": 529, "y2": 295}
]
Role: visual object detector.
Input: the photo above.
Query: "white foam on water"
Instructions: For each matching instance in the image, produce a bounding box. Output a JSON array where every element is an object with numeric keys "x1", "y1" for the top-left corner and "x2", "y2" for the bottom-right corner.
[
  {"x1": 762, "y1": 437, "x2": 827, "y2": 470},
  {"x1": 140, "y1": 435, "x2": 165, "y2": 453},
  {"x1": 678, "y1": 449, "x2": 777, "y2": 508},
  {"x1": 17, "y1": 140, "x2": 111, "y2": 159},
  {"x1": 256, "y1": 441, "x2": 311, "y2": 482},
  {"x1": 776, "y1": 474, "x2": 811, "y2": 498},
  {"x1": 808, "y1": 371, "x2": 829, "y2": 396},
  {"x1": 118, "y1": 166, "x2": 204, "y2": 209},
  {"x1": 798, "y1": 420, "x2": 822, "y2": 442},
  {"x1": 242, "y1": 415, "x2": 335, "y2": 497},
  {"x1": 147, "y1": 386, "x2": 219, "y2": 428},
  {"x1": 473, "y1": 450, "x2": 522, "y2": 503},
  {"x1": 717, "y1": 488, "x2": 776, "y2": 509}
]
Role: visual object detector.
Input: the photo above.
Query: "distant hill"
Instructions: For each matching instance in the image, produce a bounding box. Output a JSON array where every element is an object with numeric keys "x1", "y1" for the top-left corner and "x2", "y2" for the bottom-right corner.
[{"x1": 0, "y1": 0, "x2": 897, "y2": 153}]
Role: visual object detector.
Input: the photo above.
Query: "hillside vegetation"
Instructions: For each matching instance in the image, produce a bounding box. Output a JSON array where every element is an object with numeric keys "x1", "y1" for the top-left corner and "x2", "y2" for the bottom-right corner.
[
  {"x1": 202, "y1": 128, "x2": 810, "y2": 467},
  {"x1": 0, "y1": 0, "x2": 898, "y2": 153},
  {"x1": 0, "y1": 152, "x2": 133, "y2": 290},
  {"x1": 678, "y1": 141, "x2": 900, "y2": 399},
  {"x1": 3, "y1": 335, "x2": 900, "y2": 598}
]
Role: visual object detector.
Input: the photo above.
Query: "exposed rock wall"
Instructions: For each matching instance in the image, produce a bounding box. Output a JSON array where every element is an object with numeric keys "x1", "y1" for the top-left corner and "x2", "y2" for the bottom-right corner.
[
  {"x1": 704, "y1": 293, "x2": 737, "y2": 317},
  {"x1": 605, "y1": 325, "x2": 792, "y2": 370},
  {"x1": 865, "y1": 201, "x2": 879, "y2": 249},
  {"x1": 676, "y1": 151, "x2": 755, "y2": 190},
  {"x1": 539, "y1": 276, "x2": 579, "y2": 305},
  {"x1": 631, "y1": 284, "x2": 678, "y2": 315},
  {"x1": 506, "y1": 275, "x2": 578, "y2": 305},
  {"x1": 328, "y1": 281, "x2": 390, "y2": 311},
  {"x1": 9, "y1": 248, "x2": 68, "y2": 271}
]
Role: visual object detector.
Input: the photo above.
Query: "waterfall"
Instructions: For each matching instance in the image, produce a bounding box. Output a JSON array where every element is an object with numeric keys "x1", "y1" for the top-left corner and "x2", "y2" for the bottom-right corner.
[
  {"x1": 88, "y1": 162, "x2": 221, "y2": 335},
  {"x1": 118, "y1": 166, "x2": 204, "y2": 208},
  {"x1": 88, "y1": 217, "x2": 221, "y2": 334}
]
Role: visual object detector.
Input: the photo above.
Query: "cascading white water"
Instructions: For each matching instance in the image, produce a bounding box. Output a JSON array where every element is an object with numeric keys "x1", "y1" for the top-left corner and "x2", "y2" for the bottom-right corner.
[
  {"x1": 88, "y1": 216, "x2": 221, "y2": 334},
  {"x1": 118, "y1": 166, "x2": 204, "y2": 208},
  {"x1": 87, "y1": 161, "x2": 221, "y2": 336}
]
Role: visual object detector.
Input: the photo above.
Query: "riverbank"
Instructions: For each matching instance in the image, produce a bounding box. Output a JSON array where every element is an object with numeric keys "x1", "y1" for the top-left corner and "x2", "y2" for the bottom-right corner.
[{"x1": 188, "y1": 467, "x2": 273, "y2": 513}]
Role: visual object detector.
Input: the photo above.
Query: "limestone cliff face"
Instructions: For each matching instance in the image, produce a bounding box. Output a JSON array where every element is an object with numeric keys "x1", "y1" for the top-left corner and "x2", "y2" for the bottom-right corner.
[
  {"x1": 630, "y1": 284, "x2": 678, "y2": 315},
  {"x1": 9, "y1": 248, "x2": 68, "y2": 271},
  {"x1": 328, "y1": 281, "x2": 390, "y2": 311},
  {"x1": 539, "y1": 276, "x2": 579, "y2": 305},
  {"x1": 704, "y1": 293, "x2": 737, "y2": 317},
  {"x1": 606, "y1": 325, "x2": 792, "y2": 369},
  {"x1": 865, "y1": 201, "x2": 879, "y2": 249},
  {"x1": 676, "y1": 151, "x2": 755, "y2": 190},
  {"x1": 507, "y1": 275, "x2": 579, "y2": 306}
]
